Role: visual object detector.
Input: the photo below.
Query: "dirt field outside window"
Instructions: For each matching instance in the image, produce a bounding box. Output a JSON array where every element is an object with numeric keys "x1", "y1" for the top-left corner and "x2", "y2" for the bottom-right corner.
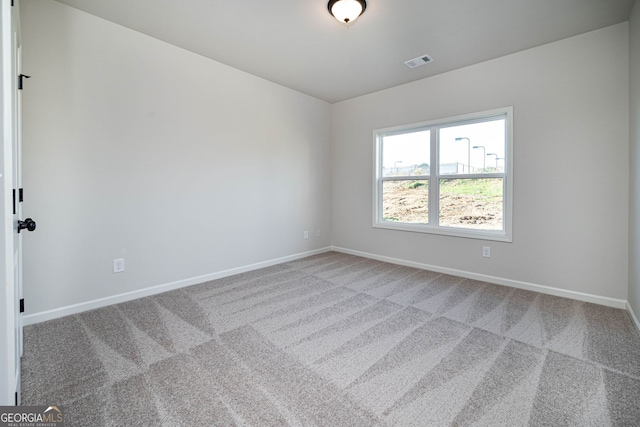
[{"x1": 382, "y1": 178, "x2": 503, "y2": 230}]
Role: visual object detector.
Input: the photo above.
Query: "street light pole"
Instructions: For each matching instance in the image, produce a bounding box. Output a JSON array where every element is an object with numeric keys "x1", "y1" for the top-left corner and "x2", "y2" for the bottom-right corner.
[
  {"x1": 455, "y1": 137, "x2": 471, "y2": 173},
  {"x1": 394, "y1": 160, "x2": 403, "y2": 174},
  {"x1": 473, "y1": 145, "x2": 485, "y2": 171},
  {"x1": 487, "y1": 153, "x2": 498, "y2": 168}
]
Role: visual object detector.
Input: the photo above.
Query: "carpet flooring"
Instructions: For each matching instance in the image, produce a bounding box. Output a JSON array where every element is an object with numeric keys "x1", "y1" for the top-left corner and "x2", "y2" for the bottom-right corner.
[{"x1": 21, "y1": 251, "x2": 640, "y2": 426}]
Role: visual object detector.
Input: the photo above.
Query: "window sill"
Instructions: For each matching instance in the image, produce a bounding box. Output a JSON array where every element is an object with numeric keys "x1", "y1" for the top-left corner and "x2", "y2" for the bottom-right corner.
[{"x1": 373, "y1": 221, "x2": 512, "y2": 242}]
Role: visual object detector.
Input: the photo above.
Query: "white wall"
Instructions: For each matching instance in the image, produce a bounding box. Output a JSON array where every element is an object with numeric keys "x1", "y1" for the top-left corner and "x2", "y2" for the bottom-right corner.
[
  {"x1": 19, "y1": 1, "x2": 635, "y2": 320},
  {"x1": 630, "y1": 0, "x2": 640, "y2": 324},
  {"x1": 20, "y1": 0, "x2": 332, "y2": 318},
  {"x1": 332, "y1": 23, "x2": 630, "y2": 301}
]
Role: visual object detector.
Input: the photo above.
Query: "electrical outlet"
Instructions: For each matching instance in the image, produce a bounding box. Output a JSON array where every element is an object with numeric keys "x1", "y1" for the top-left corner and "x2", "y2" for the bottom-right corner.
[
  {"x1": 482, "y1": 246, "x2": 491, "y2": 258},
  {"x1": 113, "y1": 258, "x2": 125, "y2": 273},
  {"x1": 304, "y1": 231, "x2": 309, "y2": 240},
  {"x1": 316, "y1": 229, "x2": 321, "y2": 237}
]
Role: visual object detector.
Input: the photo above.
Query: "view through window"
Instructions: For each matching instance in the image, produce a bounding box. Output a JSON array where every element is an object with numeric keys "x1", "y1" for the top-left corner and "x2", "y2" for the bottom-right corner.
[{"x1": 374, "y1": 107, "x2": 512, "y2": 241}]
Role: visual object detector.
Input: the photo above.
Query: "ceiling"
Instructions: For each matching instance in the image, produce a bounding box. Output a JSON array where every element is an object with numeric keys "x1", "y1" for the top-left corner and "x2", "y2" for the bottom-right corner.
[{"x1": 53, "y1": 0, "x2": 636, "y2": 104}]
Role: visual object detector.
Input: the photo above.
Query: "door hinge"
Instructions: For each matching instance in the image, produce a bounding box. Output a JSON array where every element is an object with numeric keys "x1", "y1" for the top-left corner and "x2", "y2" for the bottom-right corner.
[
  {"x1": 20, "y1": 299, "x2": 24, "y2": 313},
  {"x1": 18, "y1": 74, "x2": 31, "y2": 90},
  {"x1": 12, "y1": 188, "x2": 23, "y2": 215}
]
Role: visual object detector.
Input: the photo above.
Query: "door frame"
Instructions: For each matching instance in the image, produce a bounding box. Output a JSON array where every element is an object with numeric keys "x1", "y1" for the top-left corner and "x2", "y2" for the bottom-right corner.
[{"x1": 0, "y1": 0, "x2": 20, "y2": 406}]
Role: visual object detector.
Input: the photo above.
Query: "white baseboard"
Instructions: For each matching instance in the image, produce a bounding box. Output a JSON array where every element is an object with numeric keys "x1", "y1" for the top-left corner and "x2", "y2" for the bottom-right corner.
[
  {"x1": 627, "y1": 301, "x2": 640, "y2": 335},
  {"x1": 23, "y1": 247, "x2": 332, "y2": 326},
  {"x1": 331, "y1": 246, "x2": 628, "y2": 310},
  {"x1": 25, "y1": 245, "x2": 631, "y2": 326}
]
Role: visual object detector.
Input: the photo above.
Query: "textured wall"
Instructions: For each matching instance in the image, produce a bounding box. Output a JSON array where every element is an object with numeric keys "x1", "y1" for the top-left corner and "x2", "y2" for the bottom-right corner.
[
  {"x1": 629, "y1": 0, "x2": 640, "y2": 324},
  {"x1": 332, "y1": 23, "x2": 630, "y2": 300},
  {"x1": 21, "y1": 0, "x2": 332, "y2": 316},
  {"x1": 19, "y1": 0, "x2": 635, "y2": 319}
]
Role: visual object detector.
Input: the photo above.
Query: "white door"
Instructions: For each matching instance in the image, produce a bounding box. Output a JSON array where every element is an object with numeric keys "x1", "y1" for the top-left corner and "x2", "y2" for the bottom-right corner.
[
  {"x1": 11, "y1": 0, "x2": 23, "y2": 405},
  {"x1": 0, "y1": 0, "x2": 25, "y2": 406}
]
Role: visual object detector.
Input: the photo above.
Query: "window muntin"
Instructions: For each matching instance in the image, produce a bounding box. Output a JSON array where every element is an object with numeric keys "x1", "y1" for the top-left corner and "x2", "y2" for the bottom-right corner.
[{"x1": 374, "y1": 108, "x2": 512, "y2": 241}]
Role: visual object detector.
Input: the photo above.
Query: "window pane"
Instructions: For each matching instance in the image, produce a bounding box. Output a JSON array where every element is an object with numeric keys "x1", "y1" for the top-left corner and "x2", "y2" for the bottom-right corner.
[
  {"x1": 383, "y1": 180, "x2": 429, "y2": 223},
  {"x1": 439, "y1": 178, "x2": 503, "y2": 230},
  {"x1": 382, "y1": 131, "x2": 430, "y2": 177},
  {"x1": 439, "y1": 118, "x2": 506, "y2": 174}
]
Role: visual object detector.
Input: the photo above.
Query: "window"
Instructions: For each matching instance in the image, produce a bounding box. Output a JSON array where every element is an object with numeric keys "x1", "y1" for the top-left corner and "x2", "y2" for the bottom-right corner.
[{"x1": 374, "y1": 107, "x2": 512, "y2": 241}]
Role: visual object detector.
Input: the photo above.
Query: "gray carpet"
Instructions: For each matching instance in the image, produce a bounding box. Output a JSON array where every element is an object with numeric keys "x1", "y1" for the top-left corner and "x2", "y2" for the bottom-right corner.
[{"x1": 21, "y1": 251, "x2": 640, "y2": 426}]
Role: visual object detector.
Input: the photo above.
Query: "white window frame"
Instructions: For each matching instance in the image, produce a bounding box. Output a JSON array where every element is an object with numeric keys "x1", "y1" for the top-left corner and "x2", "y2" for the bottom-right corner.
[{"x1": 373, "y1": 107, "x2": 513, "y2": 242}]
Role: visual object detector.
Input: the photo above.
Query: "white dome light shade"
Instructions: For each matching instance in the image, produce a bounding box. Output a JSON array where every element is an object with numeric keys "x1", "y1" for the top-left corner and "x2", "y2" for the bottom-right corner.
[{"x1": 328, "y1": 0, "x2": 366, "y2": 24}]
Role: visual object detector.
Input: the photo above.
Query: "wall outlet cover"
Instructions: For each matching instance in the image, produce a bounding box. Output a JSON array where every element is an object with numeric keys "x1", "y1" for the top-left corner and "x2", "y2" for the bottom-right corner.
[{"x1": 113, "y1": 258, "x2": 125, "y2": 273}]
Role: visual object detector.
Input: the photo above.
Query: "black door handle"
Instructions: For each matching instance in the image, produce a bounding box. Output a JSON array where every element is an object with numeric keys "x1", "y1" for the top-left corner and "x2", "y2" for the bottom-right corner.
[{"x1": 18, "y1": 218, "x2": 36, "y2": 233}]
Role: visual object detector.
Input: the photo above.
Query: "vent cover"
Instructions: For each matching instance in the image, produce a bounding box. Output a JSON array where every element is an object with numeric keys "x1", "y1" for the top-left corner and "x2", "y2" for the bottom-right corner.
[{"x1": 404, "y1": 54, "x2": 433, "y2": 69}]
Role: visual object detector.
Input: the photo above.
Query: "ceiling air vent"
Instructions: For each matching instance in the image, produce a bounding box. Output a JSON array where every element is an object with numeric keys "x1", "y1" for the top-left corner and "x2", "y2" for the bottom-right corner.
[{"x1": 404, "y1": 54, "x2": 433, "y2": 69}]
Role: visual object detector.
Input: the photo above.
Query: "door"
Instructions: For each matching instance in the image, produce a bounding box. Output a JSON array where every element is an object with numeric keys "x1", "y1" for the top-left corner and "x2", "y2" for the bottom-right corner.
[
  {"x1": 11, "y1": 0, "x2": 23, "y2": 405},
  {"x1": 0, "y1": 0, "x2": 27, "y2": 406}
]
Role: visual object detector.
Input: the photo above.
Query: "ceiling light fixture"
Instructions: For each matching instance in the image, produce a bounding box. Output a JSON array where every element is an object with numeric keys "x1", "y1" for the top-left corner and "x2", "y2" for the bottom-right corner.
[{"x1": 328, "y1": 0, "x2": 367, "y2": 24}]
